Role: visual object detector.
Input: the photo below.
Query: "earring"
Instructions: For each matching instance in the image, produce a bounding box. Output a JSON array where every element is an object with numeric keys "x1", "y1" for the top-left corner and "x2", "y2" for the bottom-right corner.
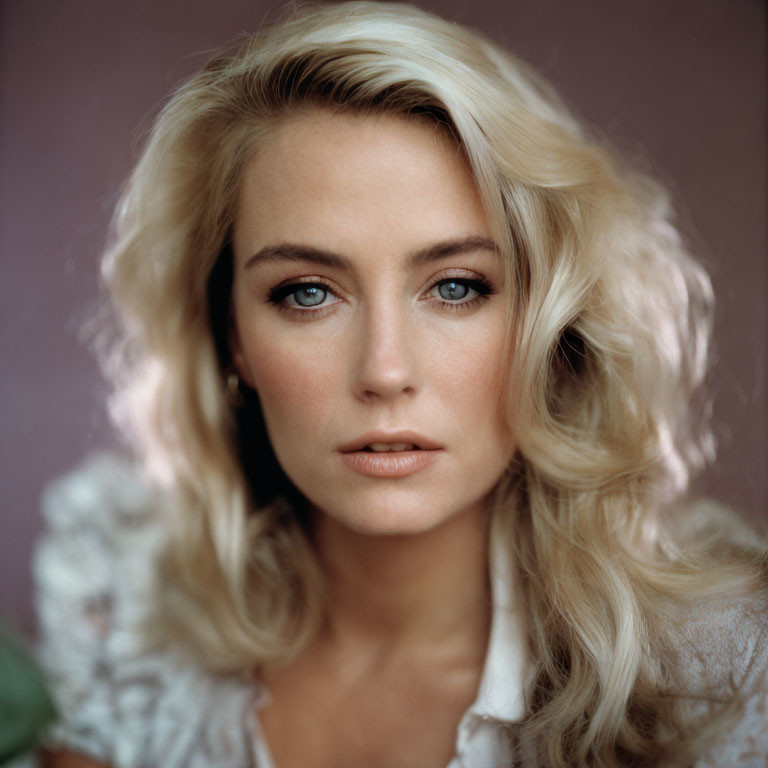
[
  {"x1": 227, "y1": 371, "x2": 240, "y2": 397},
  {"x1": 225, "y1": 369, "x2": 244, "y2": 406}
]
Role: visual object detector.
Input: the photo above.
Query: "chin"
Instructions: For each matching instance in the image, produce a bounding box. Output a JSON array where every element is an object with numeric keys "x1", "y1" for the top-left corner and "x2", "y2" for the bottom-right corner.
[
  {"x1": 310, "y1": 487, "x2": 475, "y2": 538},
  {"x1": 338, "y1": 512, "x2": 443, "y2": 537}
]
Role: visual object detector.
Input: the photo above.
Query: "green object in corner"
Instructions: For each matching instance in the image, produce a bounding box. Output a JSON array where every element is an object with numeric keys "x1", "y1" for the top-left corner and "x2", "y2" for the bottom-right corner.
[{"x1": 0, "y1": 621, "x2": 56, "y2": 765}]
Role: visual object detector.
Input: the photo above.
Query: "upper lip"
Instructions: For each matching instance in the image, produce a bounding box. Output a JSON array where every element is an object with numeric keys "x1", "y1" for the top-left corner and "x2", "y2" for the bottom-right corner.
[{"x1": 339, "y1": 430, "x2": 443, "y2": 453}]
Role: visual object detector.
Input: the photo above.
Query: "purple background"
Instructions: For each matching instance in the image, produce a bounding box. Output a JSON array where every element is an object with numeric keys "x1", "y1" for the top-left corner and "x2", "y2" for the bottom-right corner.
[{"x1": 1, "y1": 0, "x2": 766, "y2": 637}]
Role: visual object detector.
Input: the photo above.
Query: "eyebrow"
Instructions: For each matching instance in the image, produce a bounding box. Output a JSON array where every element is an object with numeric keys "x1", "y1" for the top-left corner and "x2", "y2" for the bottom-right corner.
[{"x1": 243, "y1": 235, "x2": 499, "y2": 272}]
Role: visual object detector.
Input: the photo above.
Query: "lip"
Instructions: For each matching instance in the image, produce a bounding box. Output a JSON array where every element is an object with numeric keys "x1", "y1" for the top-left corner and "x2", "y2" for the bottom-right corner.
[
  {"x1": 339, "y1": 449, "x2": 442, "y2": 478},
  {"x1": 338, "y1": 430, "x2": 443, "y2": 453}
]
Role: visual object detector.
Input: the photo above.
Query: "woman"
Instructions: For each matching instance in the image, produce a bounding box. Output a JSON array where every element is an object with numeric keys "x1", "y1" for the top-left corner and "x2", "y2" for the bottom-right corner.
[{"x1": 35, "y1": 2, "x2": 767, "y2": 767}]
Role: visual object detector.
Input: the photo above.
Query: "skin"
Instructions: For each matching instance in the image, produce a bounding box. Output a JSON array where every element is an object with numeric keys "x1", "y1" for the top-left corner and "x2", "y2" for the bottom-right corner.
[
  {"x1": 231, "y1": 110, "x2": 516, "y2": 768},
  {"x1": 46, "y1": 109, "x2": 518, "y2": 768},
  {"x1": 231, "y1": 109, "x2": 515, "y2": 538}
]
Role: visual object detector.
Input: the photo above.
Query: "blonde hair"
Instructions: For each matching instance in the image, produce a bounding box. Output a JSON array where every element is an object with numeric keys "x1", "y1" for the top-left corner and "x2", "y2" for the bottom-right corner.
[{"x1": 102, "y1": 3, "x2": 765, "y2": 765}]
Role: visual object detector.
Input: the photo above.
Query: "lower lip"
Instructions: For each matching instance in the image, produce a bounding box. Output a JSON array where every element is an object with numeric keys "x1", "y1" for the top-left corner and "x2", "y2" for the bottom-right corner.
[{"x1": 339, "y1": 449, "x2": 442, "y2": 478}]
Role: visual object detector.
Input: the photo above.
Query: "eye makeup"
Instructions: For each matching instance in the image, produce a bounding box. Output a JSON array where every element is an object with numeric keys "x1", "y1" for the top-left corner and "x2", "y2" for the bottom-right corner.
[
  {"x1": 421, "y1": 268, "x2": 496, "y2": 314},
  {"x1": 267, "y1": 279, "x2": 344, "y2": 320},
  {"x1": 266, "y1": 269, "x2": 498, "y2": 320}
]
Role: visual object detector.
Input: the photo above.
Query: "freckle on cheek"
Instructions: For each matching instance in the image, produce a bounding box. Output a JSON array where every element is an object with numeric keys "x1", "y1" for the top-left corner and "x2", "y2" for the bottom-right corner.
[{"x1": 252, "y1": 344, "x2": 335, "y2": 410}]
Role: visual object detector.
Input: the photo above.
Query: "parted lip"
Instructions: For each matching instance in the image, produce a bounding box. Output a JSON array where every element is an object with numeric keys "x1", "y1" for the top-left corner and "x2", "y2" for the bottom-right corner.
[{"x1": 339, "y1": 430, "x2": 443, "y2": 453}]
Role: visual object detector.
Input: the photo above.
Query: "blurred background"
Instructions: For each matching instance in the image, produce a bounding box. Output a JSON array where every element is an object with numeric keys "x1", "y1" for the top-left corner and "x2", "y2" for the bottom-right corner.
[{"x1": 1, "y1": 0, "x2": 765, "y2": 638}]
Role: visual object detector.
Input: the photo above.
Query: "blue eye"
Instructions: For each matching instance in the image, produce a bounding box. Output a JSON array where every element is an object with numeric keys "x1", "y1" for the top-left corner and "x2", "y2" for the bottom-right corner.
[
  {"x1": 290, "y1": 285, "x2": 326, "y2": 307},
  {"x1": 270, "y1": 282, "x2": 336, "y2": 309},
  {"x1": 268, "y1": 275, "x2": 494, "y2": 316},
  {"x1": 437, "y1": 280, "x2": 471, "y2": 301},
  {"x1": 431, "y1": 278, "x2": 491, "y2": 304}
]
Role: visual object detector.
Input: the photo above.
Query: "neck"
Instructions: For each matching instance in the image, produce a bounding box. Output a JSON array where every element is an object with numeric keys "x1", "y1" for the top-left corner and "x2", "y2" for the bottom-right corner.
[{"x1": 310, "y1": 502, "x2": 492, "y2": 666}]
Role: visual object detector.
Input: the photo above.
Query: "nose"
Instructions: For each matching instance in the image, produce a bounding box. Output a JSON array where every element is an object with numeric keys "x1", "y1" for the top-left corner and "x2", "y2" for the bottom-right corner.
[{"x1": 353, "y1": 303, "x2": 420, "y2": 403}]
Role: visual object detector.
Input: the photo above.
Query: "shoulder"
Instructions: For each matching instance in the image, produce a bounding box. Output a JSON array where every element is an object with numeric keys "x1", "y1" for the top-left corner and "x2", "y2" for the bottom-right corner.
[
  {"x1": 34, "y1": 455, "x2": 257, "y2": 768},
  {"x1": 675, "y1": 592, "x2": 767, "y2": 693},
  {"x1": 35, "y1": 454, "x2": 168, "y2": 697},
  {"x1": 34, "y1": 454, "x2": 165, "y2": 764},
  {"x1": 35, "y1": 454, "x2": 165, "y2": 625},
  {"x1": 673, "y1": 590, "x2": 768, "y2": 766}
]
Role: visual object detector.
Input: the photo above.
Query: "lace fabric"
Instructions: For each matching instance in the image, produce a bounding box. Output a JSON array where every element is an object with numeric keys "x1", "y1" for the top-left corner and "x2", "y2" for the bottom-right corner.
[
  {"x1": 675, "y1": 595, "x2": 768, "y2": 766},
  {"x1": 34, "y1": 455, "x2": 257, "y2": 767},
  {"x1": 32, "y1": 456, "x2": 768, "y2": 767}
]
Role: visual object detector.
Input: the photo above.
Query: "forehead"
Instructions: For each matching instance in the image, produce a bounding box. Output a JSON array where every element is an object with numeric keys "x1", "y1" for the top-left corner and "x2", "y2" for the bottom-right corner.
[{"x1": 232, "y1": 109, "x2": 491, "y2": 268}]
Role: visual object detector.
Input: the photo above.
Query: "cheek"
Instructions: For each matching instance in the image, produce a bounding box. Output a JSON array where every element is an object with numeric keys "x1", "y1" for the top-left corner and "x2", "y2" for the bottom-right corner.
[
  {"x1": 243, "y1": 331, "x2": 340, "y2": 431},
  {"x1": 451, "y1": 332, "x2": 515, "y2": 471},
  {"x1": 430, "y1": 319, "x2": 509, "y2": 416}
]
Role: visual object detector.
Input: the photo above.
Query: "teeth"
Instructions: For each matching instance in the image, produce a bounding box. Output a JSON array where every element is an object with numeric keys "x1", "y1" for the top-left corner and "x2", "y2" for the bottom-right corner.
[{"x1": 367, "y1": 442, "x2": 416, "y2": 452}]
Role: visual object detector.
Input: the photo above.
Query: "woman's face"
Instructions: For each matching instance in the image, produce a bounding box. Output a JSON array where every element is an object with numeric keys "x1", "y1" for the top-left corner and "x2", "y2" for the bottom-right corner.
[{"x1": 231, "y1": 110, "x2": 515, "y2": 535}]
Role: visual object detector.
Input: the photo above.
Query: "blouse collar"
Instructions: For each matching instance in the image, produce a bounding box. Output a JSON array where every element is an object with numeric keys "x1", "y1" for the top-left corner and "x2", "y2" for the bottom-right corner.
[{"x1": 467, "y1": 529, "x2": 530, "y2": 723}]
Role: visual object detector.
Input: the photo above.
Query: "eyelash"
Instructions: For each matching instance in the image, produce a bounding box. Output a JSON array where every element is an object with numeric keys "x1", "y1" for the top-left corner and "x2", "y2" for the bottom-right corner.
[{"x1": 267, "y1": 274, "x2": 495, "y2": 319}]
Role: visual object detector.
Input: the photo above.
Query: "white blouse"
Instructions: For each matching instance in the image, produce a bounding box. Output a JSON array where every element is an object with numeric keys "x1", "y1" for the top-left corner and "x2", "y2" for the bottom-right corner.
[{"x1": 32, "y1": 455, "x2": 768, "y2": 767}]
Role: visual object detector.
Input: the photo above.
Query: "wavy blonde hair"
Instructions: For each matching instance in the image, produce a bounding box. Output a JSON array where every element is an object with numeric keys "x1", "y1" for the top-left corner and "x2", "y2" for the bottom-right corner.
[{"x1": 102, "y1": 3, "x2": 765, "y2": 765}]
